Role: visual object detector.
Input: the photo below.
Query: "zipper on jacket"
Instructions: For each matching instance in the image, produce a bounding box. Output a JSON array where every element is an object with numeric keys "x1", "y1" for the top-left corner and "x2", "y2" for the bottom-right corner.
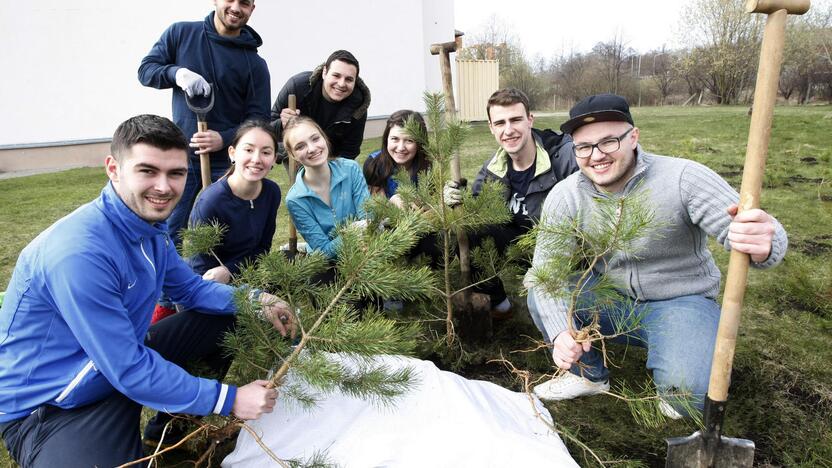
[
  {"x1": 139, "y1": 237, "x2": 157, "y2": 274},
  {"x1": 54, "y1": 360, "x2": 96, "y2": 403}
]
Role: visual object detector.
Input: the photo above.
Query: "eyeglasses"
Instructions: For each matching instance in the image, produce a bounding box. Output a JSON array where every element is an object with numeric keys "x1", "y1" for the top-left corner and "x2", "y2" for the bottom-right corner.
[{"x1": 572, "y1": 128, "x2": 633, "y2": 159}]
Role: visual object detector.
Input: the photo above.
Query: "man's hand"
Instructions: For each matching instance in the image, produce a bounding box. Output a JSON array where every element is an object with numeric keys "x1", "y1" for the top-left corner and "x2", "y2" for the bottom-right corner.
[
  {"x1": 232, "y1": 380, "x2": 277, "y2": 420},
  {"x1": 552, "y1": 330, "x2": 591, "y2": 370},
  {"x1": 203, "y1": 265, "x2": 231, "y2": 284},
  {"x1": 258, "y1": 292, "x2": 296, "y2": 338},
  {"x1": 442, "y1": 181, "x2": 463, "y2": 207},
  {"x1": 174, "y1": 68, "x2": 211, "y2": 98},
  {"x1": 726, "y1": 204, "x2": 775, "y2": 263},
  {"x1": 190, "y1": 130, "x2": 224, "y2": 155},
  {"x1": 279, "y1": 108, "x2": 301, "y2": 128}
]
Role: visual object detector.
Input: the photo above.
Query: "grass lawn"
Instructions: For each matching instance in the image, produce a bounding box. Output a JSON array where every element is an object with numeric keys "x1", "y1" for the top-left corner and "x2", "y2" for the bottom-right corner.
[{"x1": 1, "y1": 105, "x2": 830, "y2": 466}]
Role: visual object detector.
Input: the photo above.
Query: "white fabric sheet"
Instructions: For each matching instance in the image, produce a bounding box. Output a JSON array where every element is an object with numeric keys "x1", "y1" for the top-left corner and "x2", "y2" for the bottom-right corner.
[{"x1": 223, "y1": 354, "x2": 578, "y2": 467}]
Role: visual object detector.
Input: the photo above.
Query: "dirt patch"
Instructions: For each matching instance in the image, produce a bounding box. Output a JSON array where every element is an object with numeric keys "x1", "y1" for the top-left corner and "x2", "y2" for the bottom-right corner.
[
  {"x1": 799, "y1": 157, "x2": 818, "y2": 165},
  {"x1": 793, "y1": 236, "x2": 832, "y2": 256},
  {"x1": 821, "y1": 195, "x2": 832, "y2": 202},
  {"x1": 719, "y1": 171, "x2": 742, "y2": 178},
  {"x1": 787, "y1": 175, "x2": 824, "y2": 185}
]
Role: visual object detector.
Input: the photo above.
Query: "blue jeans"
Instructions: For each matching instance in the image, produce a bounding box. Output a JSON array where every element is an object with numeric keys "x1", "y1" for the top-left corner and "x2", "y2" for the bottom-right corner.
[
  {"x1": 527, "y1": 285, "x2": 720, "y2": 413},
  {"x1": 167, "y1": 156, "x2": 229, "y2": 246}
]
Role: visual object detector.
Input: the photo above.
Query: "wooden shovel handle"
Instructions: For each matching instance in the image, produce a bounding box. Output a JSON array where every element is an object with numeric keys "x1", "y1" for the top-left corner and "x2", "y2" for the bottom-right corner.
[
  {"x1": 197, "y1": 120, "x2": 211, "y2": 189},
  {"x1": 287, "y1": 95, "x2": 298, "y2": 254},
  {"x1": 708, "y1": 9, "x2": 787, "y2": 402}
]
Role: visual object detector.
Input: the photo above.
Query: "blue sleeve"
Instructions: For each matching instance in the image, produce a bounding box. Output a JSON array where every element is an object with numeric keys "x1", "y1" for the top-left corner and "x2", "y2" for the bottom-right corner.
[
  {"x1": 163, "y1": 240, "x2": 238, "y2": 315},
  {"x1": 288, "y1": 197, "x2": 340, "y2": 260},
  {"x1": 47, "y1": 250, "x2": 234, "y2": 416},
  {"x1": 254, "y1": 182, "x2": 280, "y2": 260},
  {"x1": 138, "y1": 24, "x2": 180, "y2": 89},
  {"x1": 351, "y1": 161, "x2": 371, "y2": 219}
]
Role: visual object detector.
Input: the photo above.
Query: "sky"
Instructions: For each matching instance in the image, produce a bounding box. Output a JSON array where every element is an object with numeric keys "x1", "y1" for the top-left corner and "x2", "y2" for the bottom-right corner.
[{"x1": 454, "y1": 0, "x2": 688, "y2": 59}]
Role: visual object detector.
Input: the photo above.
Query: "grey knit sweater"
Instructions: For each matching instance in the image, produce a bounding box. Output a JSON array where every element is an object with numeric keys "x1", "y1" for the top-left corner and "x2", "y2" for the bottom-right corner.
[{"x1": 526, "y1": 148, "x2": 789, "y2": 340}]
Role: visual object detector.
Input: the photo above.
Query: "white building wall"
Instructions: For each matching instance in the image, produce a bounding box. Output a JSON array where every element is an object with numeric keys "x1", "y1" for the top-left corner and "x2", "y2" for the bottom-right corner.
[{"x1": 0, "y1": 0, "x2": 455, "y2": 147}]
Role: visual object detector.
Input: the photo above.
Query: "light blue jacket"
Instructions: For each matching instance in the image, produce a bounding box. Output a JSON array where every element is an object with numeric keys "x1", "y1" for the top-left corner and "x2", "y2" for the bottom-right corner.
[
  {"x1": 0, "y1": 183, "x2": 237, "y2": 423},
  {"x1": 286, "y1": 158, "x2": 370, "y2": 259}
]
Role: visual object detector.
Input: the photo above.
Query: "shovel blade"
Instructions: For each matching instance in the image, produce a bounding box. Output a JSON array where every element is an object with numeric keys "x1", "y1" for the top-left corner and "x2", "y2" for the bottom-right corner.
[{"x1": 666, "y1": 431, "x2": 755, "y2": 468}]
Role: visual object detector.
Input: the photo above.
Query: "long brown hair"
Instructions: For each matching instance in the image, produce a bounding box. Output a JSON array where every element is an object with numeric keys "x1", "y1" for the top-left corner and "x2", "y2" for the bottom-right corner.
[{"x1": 363, "y1": 110, "x2": 430, "y2": 189}]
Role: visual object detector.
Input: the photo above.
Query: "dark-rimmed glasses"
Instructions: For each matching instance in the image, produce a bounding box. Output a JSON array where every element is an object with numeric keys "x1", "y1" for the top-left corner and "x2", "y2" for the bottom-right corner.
[{"x1": 572, "y1": 128, "x2": 633, "y2": 159}]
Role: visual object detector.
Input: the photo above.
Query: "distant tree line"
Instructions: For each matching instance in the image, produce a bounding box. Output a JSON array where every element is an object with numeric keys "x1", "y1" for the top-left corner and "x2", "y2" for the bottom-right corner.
[{"x1": 458, "y1": 0, "x2": 832, "y2": 109}]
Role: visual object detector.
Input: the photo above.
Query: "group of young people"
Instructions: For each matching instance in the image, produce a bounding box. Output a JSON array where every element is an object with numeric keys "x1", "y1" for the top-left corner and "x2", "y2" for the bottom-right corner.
[{"x1": 0, "y1": 0, "x2": 790, "y2": 466}]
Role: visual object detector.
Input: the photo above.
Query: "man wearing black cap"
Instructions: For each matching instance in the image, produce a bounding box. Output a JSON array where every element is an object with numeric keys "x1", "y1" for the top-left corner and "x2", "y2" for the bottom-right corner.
[{"x1": 525, "y1": 94, "x2": 788, "y2": 418}]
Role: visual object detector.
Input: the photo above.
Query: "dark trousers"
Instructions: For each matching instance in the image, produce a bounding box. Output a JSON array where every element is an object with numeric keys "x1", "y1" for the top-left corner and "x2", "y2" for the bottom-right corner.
[
  {"x1": 0, "y1": 310, "x2": 236, "y2": 467},
  {"x1": 467, "y1": 223, "x2": 528, "y2": 305}
]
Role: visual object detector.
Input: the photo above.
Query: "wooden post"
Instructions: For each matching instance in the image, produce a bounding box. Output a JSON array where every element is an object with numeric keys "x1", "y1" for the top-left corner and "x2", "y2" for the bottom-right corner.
[{"x1": 287, "y1": 94, "x2": 298, "y2": 256}]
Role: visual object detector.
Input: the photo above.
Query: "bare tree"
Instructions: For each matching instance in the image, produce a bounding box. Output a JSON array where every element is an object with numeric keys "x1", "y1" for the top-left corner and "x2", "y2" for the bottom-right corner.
[{"x1": 679, "y1": 0, "x2": 763, "y2": 104}]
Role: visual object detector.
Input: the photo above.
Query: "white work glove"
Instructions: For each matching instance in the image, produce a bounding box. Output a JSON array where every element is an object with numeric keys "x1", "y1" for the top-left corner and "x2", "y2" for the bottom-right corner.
[
  {"x1": 442, "y1": 181, "x2": 463, "y2": 207},
  {"x1": 175, "y1": 68, "x2": 211, "y2": 98},
  {"x1": 350, "y1": 219, "x2": 369, "y2": 230}
]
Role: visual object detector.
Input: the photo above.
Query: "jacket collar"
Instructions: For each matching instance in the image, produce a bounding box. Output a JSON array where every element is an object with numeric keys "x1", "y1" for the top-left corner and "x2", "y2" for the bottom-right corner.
[
  {"x1": 292, "y1": 159, "x2": 350, "y2": 199},
  {"x1": 486, "y1": 132, "x2": 551, "y2": 179},
  {"x1": 97, "y1": 183, "x2": 168, "y2": 243}
]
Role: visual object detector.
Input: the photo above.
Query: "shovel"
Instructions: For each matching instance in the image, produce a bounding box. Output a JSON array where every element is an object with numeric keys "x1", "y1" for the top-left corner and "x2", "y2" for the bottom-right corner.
[
  {"x1": 666, "y1": 1, "x2": 809, "y2": 466},
  {"x1": 185, "y1": 84, "x2": 215, "y2": 189},
  {"x1": 286, "y1": 94, "x2": 299, "y2": 256}
]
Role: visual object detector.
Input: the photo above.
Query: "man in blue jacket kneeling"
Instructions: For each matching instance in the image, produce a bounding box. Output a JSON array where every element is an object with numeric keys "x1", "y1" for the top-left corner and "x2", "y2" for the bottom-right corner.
[{"x1": 0, "y1": 115, "x2": 295, "y2": 467}]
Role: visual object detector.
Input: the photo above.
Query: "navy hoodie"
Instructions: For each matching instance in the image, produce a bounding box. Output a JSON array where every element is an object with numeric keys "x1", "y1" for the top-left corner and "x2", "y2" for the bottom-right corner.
[{"x1": 138, "y1": 12, "x2": 271, "y2": 167}]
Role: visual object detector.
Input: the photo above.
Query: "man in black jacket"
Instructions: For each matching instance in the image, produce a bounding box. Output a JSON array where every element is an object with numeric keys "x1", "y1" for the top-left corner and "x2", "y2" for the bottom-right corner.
[
  {"x1": 271, "y1": 50, "x2": 370, "y2": 159},
  {"x1": 445, "y1": 88, "x2": 577, "y2": 318}
]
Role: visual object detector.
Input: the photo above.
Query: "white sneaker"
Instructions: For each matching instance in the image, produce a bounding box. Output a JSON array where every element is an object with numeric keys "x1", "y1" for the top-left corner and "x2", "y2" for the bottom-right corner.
[
  {"x1": 533, "y1": 372, "x2": 610, "y2": 401},
  {"x1": 658, "y1": 398, "x2": 684, "y2": 420}
]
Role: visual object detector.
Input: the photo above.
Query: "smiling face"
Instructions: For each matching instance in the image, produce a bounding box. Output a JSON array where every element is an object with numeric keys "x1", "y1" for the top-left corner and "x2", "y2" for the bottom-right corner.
[
  {"x1": 286, "y1": 122, "x2": 330, "y2": 169},
  {"x1": 321, "y1": 60, "x2": 358, "y2": 102},
  {"x1": 572, "y1": 120, "x2": 640, "y2": 194},
  {"x1": 488, "y1": 103, "x2": 535, "y2": 158},
  {"x1": 228, "y1": 127, "x2": 275, "y2": 183},
  {"x1": 386, "y1": 126, "x2": 418, "y2": 168},
  {"x1": 106, "y1": 143, "x2": 188, "y2": 223},
  {"x1": 213, "y1": 0, "x2": 254, "y2": 37}
]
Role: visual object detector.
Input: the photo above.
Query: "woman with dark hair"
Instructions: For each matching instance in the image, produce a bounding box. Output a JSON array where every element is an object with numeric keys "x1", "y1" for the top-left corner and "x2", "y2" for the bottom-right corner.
[
  {"x1": 186, "y1": 119, "x2": 281, "y2": 284},
  {"x1": 363, "y1": 110, "x2": 430, "y2": 208}
]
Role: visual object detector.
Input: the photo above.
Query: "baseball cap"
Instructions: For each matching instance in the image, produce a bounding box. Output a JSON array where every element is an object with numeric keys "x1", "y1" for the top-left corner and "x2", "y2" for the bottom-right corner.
[{"x1": 560, "y1": 94, "x2": 634, "y2": 135}]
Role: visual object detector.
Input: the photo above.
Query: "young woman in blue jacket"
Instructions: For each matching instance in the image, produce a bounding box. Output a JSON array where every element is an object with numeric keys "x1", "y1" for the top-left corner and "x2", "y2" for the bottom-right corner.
[
  {"x1": 284, "y1": 116, "x2": 370, "y2": 261},
  {"x1": 362, "y1": 110, "x2": 431, "y2": 209}
]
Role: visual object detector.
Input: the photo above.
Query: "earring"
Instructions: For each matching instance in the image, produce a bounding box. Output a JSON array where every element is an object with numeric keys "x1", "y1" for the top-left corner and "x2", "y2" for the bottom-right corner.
[{"x1": 230, "y1": 158, "x2": 235, "y2": 164}]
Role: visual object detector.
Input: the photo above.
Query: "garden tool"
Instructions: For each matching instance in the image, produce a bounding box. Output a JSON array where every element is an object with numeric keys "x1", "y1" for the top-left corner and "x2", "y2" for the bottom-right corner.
[
  {"x1": 287, "y1": 94, "x2": 299, "y2": 256},
  {"x1": 666, "y1": 0, "x2": 810, "y2": 466},
  {"x1": 185, "y1": 84, "x2": 215, "y2": 189}
]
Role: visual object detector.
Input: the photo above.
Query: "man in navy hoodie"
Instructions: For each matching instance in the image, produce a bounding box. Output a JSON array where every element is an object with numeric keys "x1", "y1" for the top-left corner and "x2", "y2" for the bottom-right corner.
[
  {"x1": 138, "y1": 0, "x2": 271, "y2": 245},
  {"x1": 0, "y1": 115, "x2": 294, "y2": 466}
]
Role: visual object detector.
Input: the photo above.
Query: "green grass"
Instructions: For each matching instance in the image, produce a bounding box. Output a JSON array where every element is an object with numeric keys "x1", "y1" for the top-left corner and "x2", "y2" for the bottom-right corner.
[{"x1": 1, "y1": 105, "x2": 831, "y2": 466}]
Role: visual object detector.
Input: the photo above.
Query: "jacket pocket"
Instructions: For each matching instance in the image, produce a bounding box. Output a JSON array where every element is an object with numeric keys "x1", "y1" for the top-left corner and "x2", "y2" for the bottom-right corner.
[{"x1": 53, "y1": 360, "x2": 114, "y2": 408}]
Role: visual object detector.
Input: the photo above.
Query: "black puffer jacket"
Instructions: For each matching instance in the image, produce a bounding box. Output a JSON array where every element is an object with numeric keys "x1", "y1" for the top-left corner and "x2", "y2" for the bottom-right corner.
[
  {"x1": 271, "y1": 65, "x2": 371, "y2": 159},
  {"x1": 472, "y1": 128, "x2": 577, "y2": 224}
]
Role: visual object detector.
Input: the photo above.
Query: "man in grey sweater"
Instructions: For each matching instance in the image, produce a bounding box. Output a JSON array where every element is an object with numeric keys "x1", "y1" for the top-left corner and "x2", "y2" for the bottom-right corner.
[{"x1": 525, "y1": 94, "x2": 788, "y2": 418}]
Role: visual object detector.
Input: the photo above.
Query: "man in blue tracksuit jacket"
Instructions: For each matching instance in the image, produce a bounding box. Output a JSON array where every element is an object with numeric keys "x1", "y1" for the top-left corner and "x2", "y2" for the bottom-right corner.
[
  {"x1": 138, "y1": 0, "x2": 271, "y2": 244},
  {"x1": 0, "y1": 115, "x2": 294, "y2": 467}
]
